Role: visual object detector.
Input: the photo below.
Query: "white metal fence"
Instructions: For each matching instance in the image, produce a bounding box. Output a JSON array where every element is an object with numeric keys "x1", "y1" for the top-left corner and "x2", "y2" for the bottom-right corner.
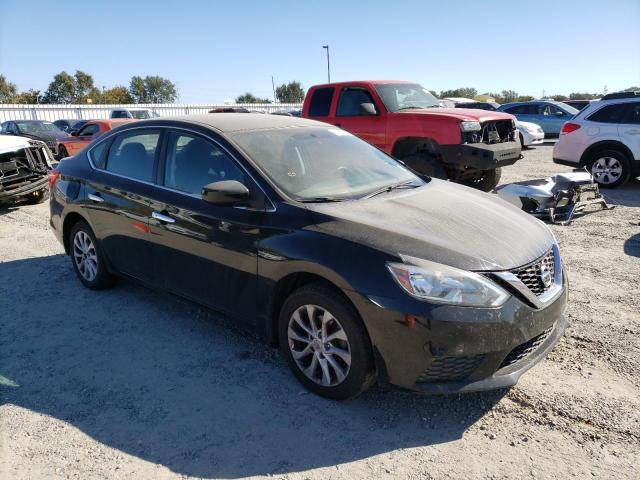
[{"x1": 0, "y1": 103, "x2": 303, "y2": 122}]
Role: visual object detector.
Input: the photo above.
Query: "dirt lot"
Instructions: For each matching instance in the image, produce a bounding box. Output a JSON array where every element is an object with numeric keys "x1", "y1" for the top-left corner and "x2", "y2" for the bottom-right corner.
[{"x1": 1, "y1": 143, "x2": 639, "y2": 480}]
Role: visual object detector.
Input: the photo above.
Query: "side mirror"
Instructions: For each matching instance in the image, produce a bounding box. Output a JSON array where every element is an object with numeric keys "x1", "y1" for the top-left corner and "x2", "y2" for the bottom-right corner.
[
  {"x1": 360, "y1": 102, "x2": 378, "y2": 115},
  {"x1": 70, "y1": 131, "x2": 79, "y2": 136},
  {"x1": 202, "y1": 180, "x2": 250, "y2": 205}
]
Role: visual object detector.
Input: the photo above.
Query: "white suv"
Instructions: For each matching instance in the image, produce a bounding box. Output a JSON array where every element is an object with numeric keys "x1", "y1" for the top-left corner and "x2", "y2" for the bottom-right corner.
[{"x1": 553, "y1": 92, "x2": 640, "y2": 188}]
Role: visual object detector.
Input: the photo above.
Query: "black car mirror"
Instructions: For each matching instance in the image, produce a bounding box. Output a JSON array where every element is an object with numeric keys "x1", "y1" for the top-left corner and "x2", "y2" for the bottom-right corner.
[
  {"x1": 202, "y1": 180, "x2": 250, "y2": 205},
  {"x1": 360, "y1": 102, "x2": 378, "y2": 115},
  {"x1": 71, "y1": 131, "x2": 79, "y2": 137}
]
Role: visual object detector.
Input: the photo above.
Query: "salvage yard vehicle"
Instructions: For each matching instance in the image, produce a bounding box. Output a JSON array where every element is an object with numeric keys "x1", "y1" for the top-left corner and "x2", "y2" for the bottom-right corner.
[
  {"x1": 517, "y1": 120, "x2": 545, "y2": 148},
  {"x1": 553, "y1": 91, "x2": 640, "y2": 188},
  {"x1": 110, "y1": 108, "x2": 159, "y2": 119},
  {"x1": 497, "y1": 100, "x2": 579, "y2": 137},
  {"x1": 302, "y1": 81, "x2": 521, "y2": 192},
  {"x1": 50, "y1": 114, "x2": 567, "y2": 399},
  {"x1": 0, "y1": 135, "x2": 52, "y2": 205},
  {"x1": 1, "y1": 120, "x2": 68, "y2": 158},
  {"x1": 53, "y1": 119, "x2": 89, "y2": 134},
  {"x1": 56, "y1": 119, "x2": 134, "y2": 158}
]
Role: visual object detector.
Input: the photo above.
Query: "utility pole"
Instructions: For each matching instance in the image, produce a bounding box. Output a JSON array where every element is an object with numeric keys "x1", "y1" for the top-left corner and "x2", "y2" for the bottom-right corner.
[
  {"x1": 322, "y1": 45, "x2": 331, "y2": 83},
  {"x1": 272, "y1": 76, "x2": 277, "y2": 103}
]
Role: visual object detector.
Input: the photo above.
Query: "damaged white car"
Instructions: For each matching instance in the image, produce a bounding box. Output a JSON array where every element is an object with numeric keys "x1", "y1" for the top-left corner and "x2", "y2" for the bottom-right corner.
[
  {"x1": 0, "y1": 135, "x2": 53, "y2": 206},
  {"x1": 517, "y1": 121, "x2": 545, "y2": 148}
]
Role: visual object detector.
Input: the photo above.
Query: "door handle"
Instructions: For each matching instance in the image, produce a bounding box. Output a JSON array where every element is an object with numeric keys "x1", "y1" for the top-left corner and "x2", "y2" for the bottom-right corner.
[
  {"x1": 152, "y1": 211, "x2": 176, "y2": 223},
  {"x1": 88, "y1": 193, "x2": 104, "y2": 203}
]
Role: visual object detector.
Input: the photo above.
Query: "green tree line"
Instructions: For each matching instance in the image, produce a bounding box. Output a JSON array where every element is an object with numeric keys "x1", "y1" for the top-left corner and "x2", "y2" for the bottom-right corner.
[{"x1": 0, "y1": 71, "x2": 178, "y2": 104}]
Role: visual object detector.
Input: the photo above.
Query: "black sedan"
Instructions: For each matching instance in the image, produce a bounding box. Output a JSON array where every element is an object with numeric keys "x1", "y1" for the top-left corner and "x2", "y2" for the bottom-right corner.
[
  {"x1": 49, "y1": 114, "x2": 567, "y2": 399},
  {"x1": 1, "y1": 119, "x2": 68, "y2": 156}
]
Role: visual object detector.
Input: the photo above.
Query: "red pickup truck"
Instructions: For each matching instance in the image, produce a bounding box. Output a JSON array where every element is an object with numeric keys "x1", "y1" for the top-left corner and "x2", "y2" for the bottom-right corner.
[{"x1": 302, "y1": 80, "x2": 521, "y2": 191}]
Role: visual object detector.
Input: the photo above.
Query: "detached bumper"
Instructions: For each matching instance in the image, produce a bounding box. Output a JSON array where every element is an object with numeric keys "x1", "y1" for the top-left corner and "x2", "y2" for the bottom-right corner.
[
  {"x1": 441, "y1": 141, "x2": 522, "y2": 169},
  {"x1": 346, "y1": 272, "x2": 568, "y2": 394}
]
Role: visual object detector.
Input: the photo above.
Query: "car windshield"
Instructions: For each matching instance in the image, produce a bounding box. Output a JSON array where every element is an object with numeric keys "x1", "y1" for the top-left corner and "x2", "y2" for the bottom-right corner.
[
  {"x1": 558, "y1": 103, "x2": 579, "y2": 115},
  {"x1": 130, "y1": 110, "x2": 152, "y2": 119},
  {"x1": 374, "y1": 83, "x2": 440, "y2": 112},
  {"x1": 16, "y1": 122, "x2": 61, "y2": 133},
  {"x1": 231, "y1": 127, "x2": 421, "y2": 201}
]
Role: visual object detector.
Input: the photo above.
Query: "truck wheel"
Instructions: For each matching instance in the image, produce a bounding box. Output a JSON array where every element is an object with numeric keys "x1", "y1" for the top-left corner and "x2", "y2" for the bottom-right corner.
[
  {"x1": 400, "y1": 154, "x2": 447, "y2": 180},
  {"x1": 466, "y1": 167, "x2": 502, "y2": 192},
  {"x1": 25, "y1": 188, "x2": 49, "y2": 205}
]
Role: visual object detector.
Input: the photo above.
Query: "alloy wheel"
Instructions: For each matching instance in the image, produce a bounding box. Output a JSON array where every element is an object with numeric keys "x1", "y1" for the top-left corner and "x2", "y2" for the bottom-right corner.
[
  {"x1": 73, "y1": 231, "x2": 98, "y2": 282},
  {"x1": 591, "y1": 156, "x2": 623, "y2": 185},
  {"x1": 287, "y1": 304, "x2": 352, "y2": 386}
]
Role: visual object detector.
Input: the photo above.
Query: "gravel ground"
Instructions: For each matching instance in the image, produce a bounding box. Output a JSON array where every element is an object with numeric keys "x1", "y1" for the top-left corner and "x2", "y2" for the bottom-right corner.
[{"x1": 1, "y1": 143, "x2": 639, "y2": 480}]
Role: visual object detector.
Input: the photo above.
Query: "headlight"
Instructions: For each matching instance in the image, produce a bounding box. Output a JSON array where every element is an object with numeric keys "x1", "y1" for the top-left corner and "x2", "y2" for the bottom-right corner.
[
  {"x1": 386, "y1": 259, "x2": 510, "y2": 307},
  {"x1": 459, "y1": 121, "x2": 481, "y2": 132}
]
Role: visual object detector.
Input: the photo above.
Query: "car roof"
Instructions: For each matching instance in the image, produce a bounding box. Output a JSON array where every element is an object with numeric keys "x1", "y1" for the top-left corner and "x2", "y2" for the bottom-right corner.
[
  {"x1": 11, "y1": 119, "x2": 53, "y2": 123},
  {"x1": 133, "y1": 113, "x2": 329, "y2": 133},
  {"x1": 309, "y1": 80, "x2": 416, "y2": 89}
]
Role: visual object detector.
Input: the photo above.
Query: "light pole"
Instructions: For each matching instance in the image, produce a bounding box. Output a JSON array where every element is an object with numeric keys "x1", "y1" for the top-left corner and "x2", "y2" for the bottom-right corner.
[{"x1": 322, "y1": 45, "x2": 331, "y2": 83}]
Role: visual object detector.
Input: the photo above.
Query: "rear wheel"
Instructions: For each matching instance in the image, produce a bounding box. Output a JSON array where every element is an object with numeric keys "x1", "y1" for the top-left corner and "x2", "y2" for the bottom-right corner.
[
  {"x1": 400, "y1": 153, "x2": 447, "y2": 180},
  {"x1": 69, "y1": 221, "x2": 115, "y2": 289},
  {"x1": 278, "y1": 283, "x2": 375, "y2": 400},
  {"x1": 58, "y1": 145, "x2": 69, "y2": 159},
  {"x1": 587, "y1": 149, "x2": 630, "y2": 188}
]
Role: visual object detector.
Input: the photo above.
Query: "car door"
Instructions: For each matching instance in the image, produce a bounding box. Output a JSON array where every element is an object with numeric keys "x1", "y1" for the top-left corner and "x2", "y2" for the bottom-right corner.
[
  {"x1": 618, "y1": 102, "x2": 640, "y2": 160},
  {"x1": 84, "y1": 128, "x2": 163, "y2": 285},
  {"x1": 147, "y1": 129, "x2": 268, "y2": 318},
  {"x1": 68, "y1": 123, "x2": 100, "y2": 155},
  {"x1": 544, "y1": 104, "x2": 571, "y2": 135},
  {"x1": 330, "y1": 87, "x2": 386, "y2": 148}
]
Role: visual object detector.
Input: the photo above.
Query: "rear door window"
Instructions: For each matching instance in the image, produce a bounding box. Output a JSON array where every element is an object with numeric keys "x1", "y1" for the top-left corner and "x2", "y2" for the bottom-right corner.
[
  {"x1": 308, "y1": 88, "x2": 334, "y2": 117},
  {"x1": 104, "y1": 130, "x2": 161, "y2": 182},
  {"x1": 622, "y1": 102, "x2": 640, "y2": 124},
  {"x1": 588, "y1": 104, "x2": 628, "y2": 123},
  {"x1": 337, "y1": 88, "x2": 377, "y2": 116}
]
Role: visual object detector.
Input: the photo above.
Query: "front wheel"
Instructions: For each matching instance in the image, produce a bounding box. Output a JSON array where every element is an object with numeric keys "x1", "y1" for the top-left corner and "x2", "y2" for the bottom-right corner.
[
  {"x1": 278, "y1": 284, "x2": 375, "y2": 400},
  {"x1": 25, "y1": 188, "x2": 49, "y2": 205},
  {"x1": 69, "y1": 221, "x2": 115, "y2": 289},
  {"x1": 400, "y1": 154, "x2": 447, "y2": 180},
  {"x1": 58, "y1": 145, "x2": 69, "y2": 159},
  {"x1": 588, "y1": 150, "x2": 630, "y2": 188},
  {"x1": 465, "y1": 167, "x2": 502, "y2": 192}
]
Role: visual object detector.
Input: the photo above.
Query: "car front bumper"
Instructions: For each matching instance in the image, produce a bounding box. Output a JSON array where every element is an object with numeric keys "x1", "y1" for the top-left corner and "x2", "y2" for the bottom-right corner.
[
  {"x1": 346, "y1": 272, "x2": 568, "y2": 393},
  {"x1": 0, "y1": 175, "x2": 48, "y2": 204},
  {"x1": 440, "y1": 140, "x2": 522, "y2": 170}
]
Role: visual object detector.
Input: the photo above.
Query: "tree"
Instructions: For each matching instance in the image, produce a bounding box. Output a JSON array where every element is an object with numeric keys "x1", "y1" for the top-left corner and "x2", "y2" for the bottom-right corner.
[
  {"x1": 98, "y1": 86, "x2": 133, "y2": 104},
  {"x1": 12, "y1": 89, "x2": 41, "y2": 104},
  {"x1": 0, "y1": 75, "x2": 18, "y2": 103},
  {"x1": 624, "y1": 86, "x2": 639, "y2": 92},
  {"x1": 439, "y1": 87, "x2": 477, "y2": 99},
  {"x1": 235, "y1": 92, "x2": 270, "y2": 103},
  {"x1": 516, "y1": 95, "x2": 534, "y2": 102},
  {"x1": 128, "y1": 75, "x2": 177, "y2": 103},
  {"x1": 42, "y1": 71, "x2": 76, "y2": 103},
  {"x1": 551, "y1": 94, "x2": 569, "y2": 101},
  {"x1": 74, "y1": 70, "x2": 100, "y2": 102},
  {"x1": 275, "y1": 81, "x2": 304, "y2": 103},
  {"x1": 569, "y1": 92, "x2": 598, "y2": 100},
  {"x1": 499, "y1": 90, "x2": 519, "y2": 103}
]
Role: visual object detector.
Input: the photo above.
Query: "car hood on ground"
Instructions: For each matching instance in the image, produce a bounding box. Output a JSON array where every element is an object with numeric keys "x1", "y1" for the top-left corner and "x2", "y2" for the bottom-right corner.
[
  {"x1": 305, "y1": 180, "x2": 554, "y2": 272},
  {"x1": 396, "y1": 108, "x2": 515, "y2": 123}
]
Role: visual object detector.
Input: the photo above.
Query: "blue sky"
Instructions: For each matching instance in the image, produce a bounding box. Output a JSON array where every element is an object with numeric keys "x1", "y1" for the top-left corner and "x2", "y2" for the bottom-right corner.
[{"x1": 1, "y1": 0, "x2": 639, "y2": 103}]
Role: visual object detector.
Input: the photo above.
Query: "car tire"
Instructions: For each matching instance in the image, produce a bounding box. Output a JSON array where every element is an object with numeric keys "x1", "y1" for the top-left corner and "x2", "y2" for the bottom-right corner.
[
  {"x1": 58, "y1": 145, "x2": 69, "y2": 159},
  {"x1": 278, "y1": 283, "x2": 376, "y2": 400},
  {"x1": 25, "y1": 188, "x2": 49, "y2": 205},
  {"x1": 400, "y1": 154, "x2": 447, "y2": 180},
  {"x1": 519, "y1": 133, "x2": 528, "y2": 150},
  {"x1": 465, "y1": 167, "x2": 502, "y2": 192},
  {"x1": 69, "y1": 220, "x2": 115, "y2": 290},
  {"x1": 587, "y1": 149, "x2": 631, "y2": 188}
]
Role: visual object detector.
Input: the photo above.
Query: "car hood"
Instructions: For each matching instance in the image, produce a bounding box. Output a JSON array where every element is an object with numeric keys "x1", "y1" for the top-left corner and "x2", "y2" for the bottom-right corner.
[
  {"x1": 305, "y1": 179, "x2": 554, "y2": 272},
  {"x1": 517, "y1": 120, "x2": 542, "y2": 130},
  {"x1": 396, "y1": 108, "x2": 515, "y2": 123},
  {"x1": 20, "y1": 131, "x2": 67, "y2": 142}
]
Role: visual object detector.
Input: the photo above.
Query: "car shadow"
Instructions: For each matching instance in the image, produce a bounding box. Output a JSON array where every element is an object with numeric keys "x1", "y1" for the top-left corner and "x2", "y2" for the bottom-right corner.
[
  {"x1": 0, "y1": 254, "x2": 503, "y2": 478},
  {"x1": 624, "y1": 233, "x2": 640, "y2": 258},
  {"x1": 599, "y1": 177, "x2": 640, "y2": 208}
]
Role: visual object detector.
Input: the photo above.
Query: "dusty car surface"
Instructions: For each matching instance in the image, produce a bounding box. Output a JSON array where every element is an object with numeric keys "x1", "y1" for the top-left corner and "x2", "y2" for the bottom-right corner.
[
  {"x1": 50, "y1": 113, "x2": 567, "y2": 399},
  {"x1": 0, "y1": 135, "x2": 53, "y2": 205}
]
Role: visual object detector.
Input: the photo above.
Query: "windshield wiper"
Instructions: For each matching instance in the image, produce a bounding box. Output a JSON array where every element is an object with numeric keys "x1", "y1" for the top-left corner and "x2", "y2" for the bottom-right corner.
[
  {"x1": 298, "y1": 196, "x2": 349, "y2": 203},
  {"x1": 362, "y1": 180, "x2": 420, "y2": 199}
]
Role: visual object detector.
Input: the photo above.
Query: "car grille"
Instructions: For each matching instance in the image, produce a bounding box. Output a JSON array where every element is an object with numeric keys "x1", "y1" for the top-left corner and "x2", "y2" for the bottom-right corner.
[
  {"x1": 499, "y1": 325, "x2": 554, "y2": 370},
  {"x1": 512, "y1": 249, "x2": 555, "y2": 296},
  {"x1": 416, "y1": 355, "x2": 485, "y2": 383}
]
